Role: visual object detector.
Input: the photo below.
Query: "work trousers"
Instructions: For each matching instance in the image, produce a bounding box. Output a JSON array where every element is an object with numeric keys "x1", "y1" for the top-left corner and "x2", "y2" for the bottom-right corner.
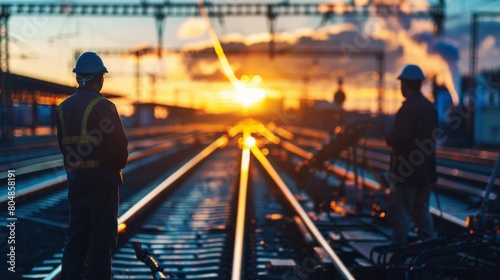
[
  {"x1": 389, "y1": 183, "x2": 435, "y2": 246},
  {"x1": 61, "y1": 187, "x2": 119, "y2": 280}
]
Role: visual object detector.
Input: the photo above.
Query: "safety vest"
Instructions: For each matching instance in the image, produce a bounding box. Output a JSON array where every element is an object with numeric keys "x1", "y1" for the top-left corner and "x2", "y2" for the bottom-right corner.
[{"x1": 58, "y1": 96, "x2": 104, "y2": 169}]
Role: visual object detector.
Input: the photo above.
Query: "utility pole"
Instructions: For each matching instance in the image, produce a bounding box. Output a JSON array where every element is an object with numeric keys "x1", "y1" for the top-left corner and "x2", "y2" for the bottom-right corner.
[
  {"x1": 469, "y1": 12, "x2": 500, "y2": 104},
  {"x1": 0, "y1": 9, "x2": 11, "y2": 140}
]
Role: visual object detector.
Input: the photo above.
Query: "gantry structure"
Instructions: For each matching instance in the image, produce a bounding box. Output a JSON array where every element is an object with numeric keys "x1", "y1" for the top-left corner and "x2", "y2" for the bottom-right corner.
[
  {"x1": 469, "y1": 11, "x2": 500, "y2": 100},
  {"x1": 0, "y1": 1, "x2": 445, "y2": 139}
]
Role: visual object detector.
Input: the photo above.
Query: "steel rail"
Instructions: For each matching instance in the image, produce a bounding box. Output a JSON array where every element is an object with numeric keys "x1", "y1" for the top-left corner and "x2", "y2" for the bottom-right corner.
[
  {"x1": 277, "y1": 131, "x2": 474, "y2": 228},
  {"x1": 0, "y1": 133, "x2": 196, "y2": 205},
  {"x1": 314, "y1": 145, "x2": 500, "y2": 199},
  {"x1": 43, "y1": 134, "x2": 229, "y2": 280},
  {"x1": 361, "y1": 151, "x2": 498, "y2": 200},
  {"x1": 0, "y1": 154, "x2": 61, "y2": 175},
  {"x1": 125, "y1": 122, "x2": 227, "y2": 138},
  {"x1": 428, "y1": 208, "x2": 466, "y2": 228},
  {"x1": 117, "y1": 135, "x2": 228, "y2": 228},
  {"x1": 281, "y1": 131, "x2": 499, "y2": 199},
  {"x1": 358, "y1": 149, "x2": 499, "y2": 199},
  {"x1": 0, "y1": 122, "x2": 225, "y2": 158},
  {"x1": 275, "y1": 125, "x2": 499, "y2": 191},
  {"x1": 231, "y1": 130, "x2": 251, "y2": 280},
  {"x1": 250, "y1": 145, "x2": 355, "y2": 280},
  {"x1": 282, "y1": 125, "x2": 499, "y2": 165},
  {"x1": 0, "y1": 135, "x2": 186, "y2": 177},
  {"x1": 281, "y1": 139, "x2": 381, "y2": 190},
  {"x1": 0, "y1": 158, "x2": 62, "y2": 177},
  {"x1": 363, "y1": 138, "x2": 499, "y2": 166},
  {"x1": 0, "y1": 129, "x2": 205, "y2": 176}
]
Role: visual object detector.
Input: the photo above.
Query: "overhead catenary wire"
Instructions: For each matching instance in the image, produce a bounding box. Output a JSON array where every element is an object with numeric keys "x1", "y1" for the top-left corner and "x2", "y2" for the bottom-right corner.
[{"x1": 196, "y1": 0, "x2": 243, "y2": 91}]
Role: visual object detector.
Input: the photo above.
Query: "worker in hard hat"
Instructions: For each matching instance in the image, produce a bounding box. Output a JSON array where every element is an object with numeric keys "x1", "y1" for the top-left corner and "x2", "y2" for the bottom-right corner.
[
  {"x1": 385, "y1": 64, "x2": 438, "y2": 246},
  {"x1": 56, "y1": 52, "x2": 128, "y2": 279}
]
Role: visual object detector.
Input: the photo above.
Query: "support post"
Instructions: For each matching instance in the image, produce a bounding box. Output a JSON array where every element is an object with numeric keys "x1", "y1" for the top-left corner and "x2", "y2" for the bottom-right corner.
[
  {"x1": 266, "y1": 5, "x2": 277, "y2": 60},
  {"x1": 50, "y1": 103, "x2": 57, "y2": 134},
  {"x1": 432, "y1": 0, "x2": 445, "y2": 36},
  {"x1": 135, "y1": 53, "x2": 141, "y2": 103},
  {"x1": 377, "y1": 52, "x2": 385, "y2": 115},
  {"x1": 0, "y1": 10, "x2": 12, "y2": 140},
  {"x1": 154, "y1": 4, "x2": 166, "y2": 58},
  {"x1": 469, "y1": 13, "x2": 478, "y2": 105},
  {"x1": 31, "y1": 97, "x2": 38, "y2": 135}
]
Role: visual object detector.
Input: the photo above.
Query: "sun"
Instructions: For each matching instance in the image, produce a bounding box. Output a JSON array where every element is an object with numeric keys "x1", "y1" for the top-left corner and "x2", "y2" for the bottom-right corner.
[
  {"x1": 235, "y1": 87, "x2": 266, "y2": 108},
  {"x1": 234, "y1": 74, "x2": 266, "y2": 108}
]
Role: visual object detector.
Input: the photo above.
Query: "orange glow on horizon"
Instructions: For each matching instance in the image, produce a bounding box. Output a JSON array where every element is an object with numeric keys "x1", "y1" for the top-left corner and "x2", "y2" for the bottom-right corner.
[
  {"x1": 235, "y1": 87, "x2": 266, "y2": 108},
  {"x1": 11, "y1": 1, "x2": 461, "y2": 118}
]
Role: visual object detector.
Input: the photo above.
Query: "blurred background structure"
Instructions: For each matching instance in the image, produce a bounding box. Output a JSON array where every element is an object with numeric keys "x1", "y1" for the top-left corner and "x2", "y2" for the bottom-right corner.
[
  {"x1": 0, "y1": 0, "x2": 498, "y2": 147},
  {"x1": 1, "y1": 2, "x2": 500, "y2": 280}
]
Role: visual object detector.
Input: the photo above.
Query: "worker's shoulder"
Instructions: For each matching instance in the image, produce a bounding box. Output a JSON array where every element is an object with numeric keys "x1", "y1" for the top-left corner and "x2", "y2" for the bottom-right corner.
[
  {"x1": 404, "y1": 94, "x2": 434, "y2": 107},
  {"x1": 57, "y1": 98, "x2": 68, "y2": 108},
  {"x1": 93, "y1": 97, "x2": 119, "y2": 115},
  {"x1": 96, "y1": 96, "x2": 115, "y2": 106},
  {"x1": 57, "y1": 92, "x2": 80, "y2": 109}
]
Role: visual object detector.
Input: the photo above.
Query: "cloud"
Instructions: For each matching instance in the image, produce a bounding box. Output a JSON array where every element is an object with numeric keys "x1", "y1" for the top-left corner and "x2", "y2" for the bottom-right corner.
[
  {"x1": 446, "y1": 20, "x2": 500, "y2": 73},
  {"x1": 479, "y1": 35, "x2": 496, "y2": 55},
  {"x1": 179, "y1": 15, "x2": 500, "y2": 109},
  {"x1": 177, "y1": 17, "x2": 208, "y2": 40},
  {"x1": 178, "y1": 20, "x2": 393, "y2": 86}
]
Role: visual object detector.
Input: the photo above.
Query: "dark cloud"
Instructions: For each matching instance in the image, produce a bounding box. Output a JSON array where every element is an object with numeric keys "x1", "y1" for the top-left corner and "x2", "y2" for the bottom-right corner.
[
  {"x1": 181, "y1": 18, "x2": 500, "y2": 96},
  {"x1": 182, "y1": 26, "x2": 392, "y2": 82},
  {"x1": 412, "y1": 32, "x2": 460, "y2": 61}
]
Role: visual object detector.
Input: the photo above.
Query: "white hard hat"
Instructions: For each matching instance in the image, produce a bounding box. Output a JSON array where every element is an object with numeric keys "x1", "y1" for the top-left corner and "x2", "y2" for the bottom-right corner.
[
  {"x1": 397, "y1": 64, "x2": 425, "y2": 81},
  {"x1": 73, "y1": 52, "x2": 108, "y2": 74}
]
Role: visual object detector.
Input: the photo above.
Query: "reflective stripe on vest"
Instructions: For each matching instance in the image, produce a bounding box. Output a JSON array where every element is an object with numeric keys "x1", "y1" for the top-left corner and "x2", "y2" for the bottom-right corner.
[
  {"x1": 66, "y1": 160, "x2": 99, "y2": 169},
  {"x1": 58, "y1": 96, "x2": 104, "y2": 168}
]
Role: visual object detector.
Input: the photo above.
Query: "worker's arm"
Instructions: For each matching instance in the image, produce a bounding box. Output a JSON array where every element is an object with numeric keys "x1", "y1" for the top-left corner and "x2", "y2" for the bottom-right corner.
[
  {"x1": 108, "y1": 103, "x2": 128, "y2": 169},
  {"x1": 96, "y1": 101, "x2": 129, "y2": 170},
  {"x1": 55, "y1": 106, "x2": 64, "y2": 154},
  {"x1": 385, "y1": 103, "x2": 417, "y2": 149}
]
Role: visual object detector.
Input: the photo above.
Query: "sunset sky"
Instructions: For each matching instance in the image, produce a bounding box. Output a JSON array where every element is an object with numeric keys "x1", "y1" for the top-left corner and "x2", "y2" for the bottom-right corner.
[{"x1": 6, "y1": 0, "x2": 500, "y2": 115}]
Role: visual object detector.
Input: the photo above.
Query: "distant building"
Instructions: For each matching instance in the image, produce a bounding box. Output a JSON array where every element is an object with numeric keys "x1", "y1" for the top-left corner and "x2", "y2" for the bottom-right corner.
[
  {"x1": 474, "y1": 69, "x2": 500, "y2": 146},
  {"x1": 297, "y1": 99, "x2": 342, "y2": 130},
  {"x1": 455, "y1": 70, "x2": 500, "y2": 147},
  {"x1": 3, "y1": 73, "x2": 121, "y2": 137},
  {"x1": 131, "y1": 102, "x2": 202, "y2": 127}
]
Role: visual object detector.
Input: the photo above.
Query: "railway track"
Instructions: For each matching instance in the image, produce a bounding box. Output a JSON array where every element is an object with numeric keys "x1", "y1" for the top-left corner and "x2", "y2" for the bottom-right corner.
[
  {"x1": 0, "y1": 126, "x2": 223, "y2": 279},
  {"x1": 0, "y1": 124, "x2": 224, "y2": 202},
  {"x1": 1, "y1": 120, "x2": 498, "y2": 279},
  {"x1": 8, "y1": 121, "x2": 355, "y2": 279},
  {"x1": 271, "y1": 124, "x2": 500, "y2": 227},
  {"x1": 0, "y1": 123, "x2": 226, "y2": 166},
  {"x1": 266, "y1": 122, "x2": 500, "y2": 278}
]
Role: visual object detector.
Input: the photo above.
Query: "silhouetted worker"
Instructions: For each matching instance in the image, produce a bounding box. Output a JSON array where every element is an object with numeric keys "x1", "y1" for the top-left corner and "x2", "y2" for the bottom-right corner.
[
  {"x1": 56, "y1": 52, "x2": 128, "y2": 279},
  {"x1": 385, "y1": 64, "x2": 437, "y2": 246},
  {"x1": 333, "y1": 78, "x2": 346, "y2": 107},
  {"x1": 332, "y1": 77, "x2": 346, "y2": 125}
]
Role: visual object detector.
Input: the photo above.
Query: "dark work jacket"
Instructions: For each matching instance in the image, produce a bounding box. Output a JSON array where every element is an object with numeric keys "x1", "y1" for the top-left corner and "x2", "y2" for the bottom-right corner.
[
  {"x1": 385, "y1": 92, "x2": 438, "y2": 186},
  {"x1": 56, "y1": 89, "x2": 128, "y2": 190}
]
